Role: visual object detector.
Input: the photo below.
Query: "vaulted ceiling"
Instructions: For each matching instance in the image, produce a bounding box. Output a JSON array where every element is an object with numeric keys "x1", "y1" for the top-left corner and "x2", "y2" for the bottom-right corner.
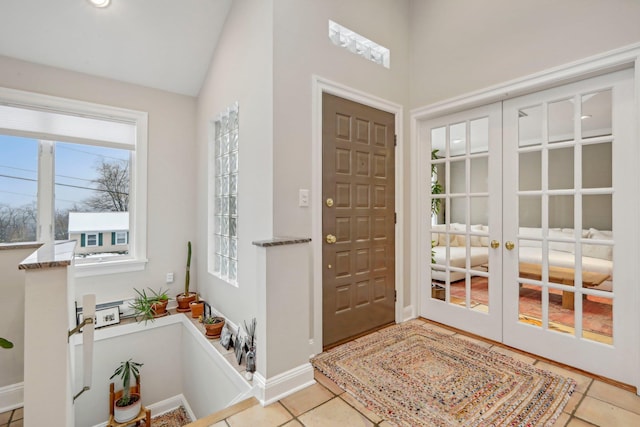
[{"x1": 0, "y1": 0, "x2": 232, "y2": 96}]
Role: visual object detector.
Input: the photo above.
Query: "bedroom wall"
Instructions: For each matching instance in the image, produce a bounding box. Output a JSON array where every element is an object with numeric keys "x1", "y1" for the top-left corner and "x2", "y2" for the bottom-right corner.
[{"x1": 409, "y1": 0, "x2": 640, "y2": 108}]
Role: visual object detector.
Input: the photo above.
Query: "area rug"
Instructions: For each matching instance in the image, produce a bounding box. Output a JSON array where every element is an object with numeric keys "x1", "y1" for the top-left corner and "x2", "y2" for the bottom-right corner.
[
  {"x1": 312, "y1": 321, "x2": 576, "y2": 427},
  {"x1": 140, "y1": 406, "x2": 192, "y2": 426}
]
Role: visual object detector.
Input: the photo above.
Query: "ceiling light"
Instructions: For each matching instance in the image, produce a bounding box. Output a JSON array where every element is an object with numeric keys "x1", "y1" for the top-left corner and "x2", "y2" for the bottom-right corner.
[
  {"x1": 581, "y1": 114, "x2": 592, "y2": 120},
  {"x1": 88, "y1": 0, "x2": 111, "y2": 8}
]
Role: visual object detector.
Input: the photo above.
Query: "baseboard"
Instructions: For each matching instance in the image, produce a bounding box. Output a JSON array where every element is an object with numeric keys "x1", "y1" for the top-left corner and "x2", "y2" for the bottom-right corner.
[
  {"x1": 0, "y1": 382, "x2": 23, "y2": 413},
  {"x1": 403, "y1": 305, "x2": 415, "y2": 322},
  {"x1": 90, "y1": 393, "x2": 194, "y2": 427},
  {"x1": 253, "y1": 363, "x2": 316, "y2": 406}
]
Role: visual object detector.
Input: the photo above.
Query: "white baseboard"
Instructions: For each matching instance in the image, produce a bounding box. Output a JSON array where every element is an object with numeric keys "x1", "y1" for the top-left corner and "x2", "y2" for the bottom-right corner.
[
  {"x1": 90, "y1": 394, "x2": 194, "y2": 427},
  {"x1": 403, "y1": 305, "x2": 415, "y2": 322},
  {"x1": 0, "y1": 382, "x2": 23, "y2": 413},
  {"x1": 253, "y1": 363, "x2": 316, "y2": 406}
]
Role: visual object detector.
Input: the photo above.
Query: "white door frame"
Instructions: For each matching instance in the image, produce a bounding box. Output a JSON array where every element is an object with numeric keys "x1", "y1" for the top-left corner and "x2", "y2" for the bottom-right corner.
[
  {"x1": 410, "y1": 43, "x2": 640, "y2": 393},
  {"x1": 311, "y1": 76, "x2": 404, "y2": 356}
]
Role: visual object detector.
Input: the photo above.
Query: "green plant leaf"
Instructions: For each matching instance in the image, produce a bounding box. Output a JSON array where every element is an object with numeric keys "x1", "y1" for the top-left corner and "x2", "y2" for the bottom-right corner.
[{"x1": 0, "y1": 338, "x2": 13, "y2": 349}]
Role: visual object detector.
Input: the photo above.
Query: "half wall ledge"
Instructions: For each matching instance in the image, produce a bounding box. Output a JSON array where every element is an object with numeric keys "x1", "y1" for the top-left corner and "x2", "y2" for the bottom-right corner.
[{"x1": 251, "y1": 237, "x2": 312, "y2": 247}]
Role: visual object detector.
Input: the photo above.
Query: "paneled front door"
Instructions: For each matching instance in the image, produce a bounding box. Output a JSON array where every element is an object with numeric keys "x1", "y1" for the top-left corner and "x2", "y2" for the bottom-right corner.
[{"x1": 322, "y1": 93, "x2": 396, "y2": 348}]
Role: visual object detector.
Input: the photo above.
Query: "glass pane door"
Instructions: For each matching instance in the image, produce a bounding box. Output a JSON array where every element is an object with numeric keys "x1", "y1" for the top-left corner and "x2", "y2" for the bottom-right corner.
[
  {"x1": 503, "y1": 69, "x2": 635, "y2": 385},
  {"x1": 421, "y1": 103, "x2": 502, "y2": 342}
]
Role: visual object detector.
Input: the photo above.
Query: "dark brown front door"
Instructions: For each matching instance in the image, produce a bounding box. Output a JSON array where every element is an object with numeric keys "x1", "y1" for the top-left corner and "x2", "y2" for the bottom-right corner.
[{"x1": 322, "y1": 93, "x2": 396, "y2": 348}]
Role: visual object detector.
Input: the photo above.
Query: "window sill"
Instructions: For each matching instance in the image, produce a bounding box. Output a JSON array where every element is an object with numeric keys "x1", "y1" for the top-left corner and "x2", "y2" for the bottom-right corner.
[{"x1": 74, "y1": 258, "x2": 148, "y2": 277}]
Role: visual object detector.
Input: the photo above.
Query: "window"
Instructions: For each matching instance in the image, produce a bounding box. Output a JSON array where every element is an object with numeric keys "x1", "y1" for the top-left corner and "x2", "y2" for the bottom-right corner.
[
  {"x1": 328, "y1": 20, "x2": 390, "y2": 68},
  {"x1": 115, "y1": 231, "x2": 128, "y2": 245},
  {"x1": 86, "y1": 233, "x2": 98, "y2": 247},
  {"x1": 208, "y1": 102, "x2": 239, "y2": 285},
  {"x1": 0, "y1": 87, "x2": 148, "y2": 276}
]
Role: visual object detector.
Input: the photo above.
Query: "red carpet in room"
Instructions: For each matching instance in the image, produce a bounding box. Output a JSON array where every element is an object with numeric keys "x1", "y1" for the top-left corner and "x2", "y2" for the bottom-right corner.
[{"x1": 448, "y1": 277, "x2": 612, "y2": 337}]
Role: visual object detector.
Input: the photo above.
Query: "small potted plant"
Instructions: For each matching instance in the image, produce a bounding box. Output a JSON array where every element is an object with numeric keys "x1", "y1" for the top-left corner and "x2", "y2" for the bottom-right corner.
[
  {"x1": 176, "y1": 241, "x2": 197, "y2": 312},
  {"x1": 202, "y1": 315, "x2": 225, "y2": 339},
  {"x1": 0, "y1": 338, "x2": 13, "y2": 349},
  {"x1": 130, "y1": 287, "x2": 170, "y2": 323},
  {"x1": 110, "y1": 359, "x2": 143, "y2": 423},
  {"x1": 189, "y1": 293, "x2": 205, "y2": 319}
]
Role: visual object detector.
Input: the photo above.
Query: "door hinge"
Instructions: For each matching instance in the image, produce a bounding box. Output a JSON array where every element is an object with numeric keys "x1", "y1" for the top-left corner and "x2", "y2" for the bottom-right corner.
[
  {"x1": 394, "y1": 212, "x2": 397, "y2": 224},
  {"x1": 394, "y1": 290, "x2": 397, "y2": 302},
  {"x1": 394, "y1": 134, "x2": 397, "y2": 146}
]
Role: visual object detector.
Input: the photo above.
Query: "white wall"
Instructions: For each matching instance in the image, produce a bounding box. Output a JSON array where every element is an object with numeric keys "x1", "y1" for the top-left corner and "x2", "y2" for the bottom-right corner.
[
  {"x1": 409, "y1": 0, "x2": 640, "y2": 108},
  {"x1": 0, "y1": 55, "x2": 198, "y2": 304},
  {"x1": 0, "y1": 247, "x2": 32, "y2": 389},
  {"x1": 195, "y1": 0, "x2": 274, "y2": 333}
]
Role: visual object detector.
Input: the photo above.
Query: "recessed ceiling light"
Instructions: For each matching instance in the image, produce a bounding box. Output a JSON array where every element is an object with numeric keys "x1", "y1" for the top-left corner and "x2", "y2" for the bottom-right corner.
[
  {"x1": 88, "y1": 0, "x2": 111, "y2": 8},
  {"x1": 581, "y1": 114, "x2": 592, "y2": 120}
]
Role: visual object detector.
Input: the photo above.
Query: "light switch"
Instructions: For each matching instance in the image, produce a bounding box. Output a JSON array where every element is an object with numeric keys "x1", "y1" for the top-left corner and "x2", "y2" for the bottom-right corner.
[{"x1": 299, "y1": 189, "x2": 310, "y2": 207}]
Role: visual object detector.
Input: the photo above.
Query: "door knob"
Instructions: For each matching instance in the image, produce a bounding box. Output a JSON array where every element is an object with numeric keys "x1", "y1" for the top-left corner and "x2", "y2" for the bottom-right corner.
[
  {"x1": 490, "y1": 240, "x2": 500, "y2": 249},
  {"x1": 505, "y1": 241, "x2": 515, "y2": 250},
  {"x1": 326, "y1": 198, "x2": 334, "y2": 207},
  {"x1": 326, "y1": 234, "x2": 337, "y2": 244}
]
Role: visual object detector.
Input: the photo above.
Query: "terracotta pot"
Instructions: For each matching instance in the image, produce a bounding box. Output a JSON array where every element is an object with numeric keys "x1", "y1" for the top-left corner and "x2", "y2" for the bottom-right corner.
[
  {"x1": 204, "y1": 318, "x2": 225, "y2": 339},
  {"x1": 176, "y1": 292, "x2": 197, "y2": 312},
  {"x1": 114, "y1": 393, "x2": 141, "y2": 423},
  {"x1": 190, "y1": 300, "x2": 205, "y2": 318},
  {"x1": 151, "y1": 300, "x2": 168, "y2": 317}
]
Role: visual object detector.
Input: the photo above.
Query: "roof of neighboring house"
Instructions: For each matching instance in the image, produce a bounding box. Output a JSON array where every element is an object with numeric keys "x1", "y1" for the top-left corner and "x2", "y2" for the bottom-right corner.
[{"x1": 68, "y1": 212, "x2": 129, "y2": 233}]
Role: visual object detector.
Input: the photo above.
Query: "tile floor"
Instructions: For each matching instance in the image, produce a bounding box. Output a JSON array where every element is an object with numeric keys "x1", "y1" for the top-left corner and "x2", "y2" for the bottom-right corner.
[{"x1": 4, "y1": 321, "x2": 640, "y2": 426}]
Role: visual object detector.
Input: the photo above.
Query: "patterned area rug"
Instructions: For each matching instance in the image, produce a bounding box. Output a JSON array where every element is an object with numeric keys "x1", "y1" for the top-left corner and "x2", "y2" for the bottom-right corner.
[
  {"x1": 140, "y1": 406, "x2": 192, "y2": 427},
  {"x1": 312, "y1": 321, "x2": 576, "y2": 427}
]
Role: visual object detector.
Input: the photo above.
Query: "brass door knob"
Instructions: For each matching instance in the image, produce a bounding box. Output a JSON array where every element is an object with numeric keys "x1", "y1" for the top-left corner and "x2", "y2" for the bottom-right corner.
[
  {"x1": 490, "y1": 240, "x2": 500, "y2": 249},
  {"x1": 326, "y1": 234, "x2": 337, "y2": 244},
  {"x1": 505, "y1": 241, "x2": 515, "y2": 250},
  {"x1": 326, "y1": 198, "x2": 334, "y2": 207}
]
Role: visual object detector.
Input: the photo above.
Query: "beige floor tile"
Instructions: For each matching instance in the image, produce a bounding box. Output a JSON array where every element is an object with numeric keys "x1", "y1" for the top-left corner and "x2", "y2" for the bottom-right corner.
[
  {"x1": 298, "y1": 397, "x2": 373, "y2": 427},
  {"x1": 489, "y1": 346, "x2": 536, "y2": 364},
  {"x1": 563, "y1": 391, "x2": 584, "y2": 415},
  {"x1": 555, "y1": 412, "x2": 571, "y2": 426},
  {"x1": 9, "y1": 420, "x2": 23, "y2": 427},
  {"x1": 0, "y1": 412, "x2": 10, "y2": 423},
  {"x1": 282, "y1": 420, "x2": 304, "y2": 427},
  {"x1": 313, "y1": 370, "x2": 344, "y2": 396},
  {"x1": 339, "y1": 393, "x2": 382, "y2": 423},
  {"x1": 378, "y1": 422, "x2": 395, "y2": 427},
  {"x1": 280, "y1": 383, "x2": 333, "y2": 416},
  {"x1": 575, "y1": 395, "x2": 640, "y2": 426},
  {"x1": 226, "y1": 402, "x2": 292, "y2": 427},
  {"x1": 207, "y1": 422, "x2": 227, "y2": 427},
  {"x1": 11, "y1": 408, "x2": 22, "y2": 420},
  {"x1": 566, "y1": 417, "x2": 597, "y2": 426},
  {"x1": 587, "y1": 381, "x2": 640, "y2": 415},
  {"x1": 535, "y1": 362, "x2": 593, "y2": 394}
]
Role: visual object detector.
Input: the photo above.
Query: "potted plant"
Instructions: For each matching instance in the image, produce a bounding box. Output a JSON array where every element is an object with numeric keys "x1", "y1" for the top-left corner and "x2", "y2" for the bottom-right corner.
[
  {"x1": 202, "y1": 316, "x2": 225, "y2": 339},
  {"x1": 110, "y1": 359, "x2": 143, "y2": 423},
  {"x1": 189, "y1": 293, "x2": 205, "y2": 319},
  {"x1": 130, "y1": 287, "x2": 170, "y2": 323},
  {"x1": 176, "y1": 241, "x2": 197, "y2": 312},
  {"x1": 0, "y1": 338, "x2": 13, "y2": 349}
]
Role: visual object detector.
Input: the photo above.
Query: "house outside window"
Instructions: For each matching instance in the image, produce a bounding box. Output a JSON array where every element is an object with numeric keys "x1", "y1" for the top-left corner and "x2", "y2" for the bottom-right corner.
[
  {"x1": 0, "y1": 87, "x2": 148, "y2": 276},
  {"x1": 209, "y1": 102, "x2": 239, "y2": 285}
]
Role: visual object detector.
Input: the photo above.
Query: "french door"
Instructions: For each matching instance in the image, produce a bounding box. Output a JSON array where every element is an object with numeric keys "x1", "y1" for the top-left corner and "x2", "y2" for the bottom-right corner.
[{"x1": 420, "y1": 69, "x2": 638, "y2": 385}]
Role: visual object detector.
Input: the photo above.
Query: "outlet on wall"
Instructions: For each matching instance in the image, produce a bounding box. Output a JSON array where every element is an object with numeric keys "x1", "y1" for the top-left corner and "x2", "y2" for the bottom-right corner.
[{"x1": 166, "y1": 272, "x2": 174, "y2": 283}]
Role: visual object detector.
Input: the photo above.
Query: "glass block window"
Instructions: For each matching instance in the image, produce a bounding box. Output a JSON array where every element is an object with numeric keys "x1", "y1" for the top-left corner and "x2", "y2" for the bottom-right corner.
[
  {"x1": 328, "y1": 20, "x2": 390, "y2": 68},
  {"x1": 211, "y1": 102, "x2": 239, "y2": 284}
]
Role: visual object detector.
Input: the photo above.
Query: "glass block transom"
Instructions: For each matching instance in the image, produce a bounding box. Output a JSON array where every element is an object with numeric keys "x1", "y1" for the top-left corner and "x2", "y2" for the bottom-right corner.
[{"x1": 213, "y1": 102, "x2": 239, "y2": 284}]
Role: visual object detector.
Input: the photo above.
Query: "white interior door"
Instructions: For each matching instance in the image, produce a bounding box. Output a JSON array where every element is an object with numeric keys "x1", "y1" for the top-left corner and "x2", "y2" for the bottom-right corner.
[
  {"x1": 502, "y1": 69, "x2": 638, "y2": 385},
  {"x1": 420, "y1": 103, "x2": 503, "y2": 342}
]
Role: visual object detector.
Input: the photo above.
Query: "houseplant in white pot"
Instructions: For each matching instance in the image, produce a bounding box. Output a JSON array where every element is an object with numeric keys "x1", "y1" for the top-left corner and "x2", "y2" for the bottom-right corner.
[{"x1": 110, "y1": 359, "x2": 143, "y2": 423}]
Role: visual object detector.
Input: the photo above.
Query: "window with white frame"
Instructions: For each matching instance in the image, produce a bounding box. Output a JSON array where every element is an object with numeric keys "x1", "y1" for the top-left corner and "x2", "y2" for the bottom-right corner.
[
  {"x1": 115, "y1": 231, "x2": 128, "y2": 245},
  {"x1": 0, "y1": 87, "x2": 148, "y2": 276},
  {"x1": 209, "y1": 102, "x2": 239, "y2": 285}
]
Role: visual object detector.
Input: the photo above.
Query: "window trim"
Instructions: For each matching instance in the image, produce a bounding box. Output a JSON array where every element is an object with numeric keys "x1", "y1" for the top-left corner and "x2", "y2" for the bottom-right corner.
[
  {"x1": 115, "y1": 231, "x2": 128, "y2": 245},
  {"x1": 86, "y1": 233, "x2": 99, "y2": 247},
  {"x1": 0, "y1": 86, "x2": 148, "y2": 277}
]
